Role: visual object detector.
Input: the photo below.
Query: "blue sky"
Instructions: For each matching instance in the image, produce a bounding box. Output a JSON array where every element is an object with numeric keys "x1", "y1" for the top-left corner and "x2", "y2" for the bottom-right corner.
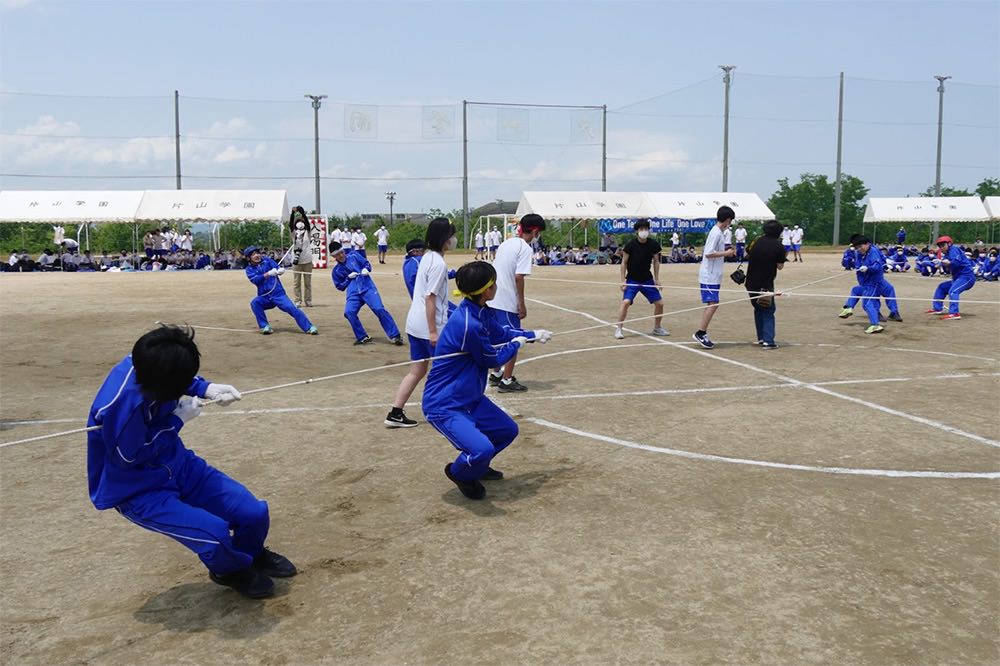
[{"x1": 1, "y1": 0, "x2": 997, "y2": 216}]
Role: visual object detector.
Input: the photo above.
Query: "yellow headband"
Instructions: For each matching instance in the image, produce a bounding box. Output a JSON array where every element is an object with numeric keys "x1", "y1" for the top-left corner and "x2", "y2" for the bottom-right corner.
[{"x1": 453, "y1": 278, "x2": 495, "y2": 299}]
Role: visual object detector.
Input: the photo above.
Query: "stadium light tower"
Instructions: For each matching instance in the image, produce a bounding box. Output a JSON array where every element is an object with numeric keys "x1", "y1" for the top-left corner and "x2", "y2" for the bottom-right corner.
[
  {"x1": 385, "y1": 191, "x2": 396, "y2": 226},
  {"x1": 305, "y1": 94, "x2": 327, "y2": 215},
  {"x1": 719, "y1": 65, "x2": 736, "y2": 192}
]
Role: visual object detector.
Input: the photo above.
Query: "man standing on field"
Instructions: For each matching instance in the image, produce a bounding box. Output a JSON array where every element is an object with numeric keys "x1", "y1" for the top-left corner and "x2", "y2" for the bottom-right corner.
[{"x1": 692, "y1": 206, "x2": 736, "y2": 349}]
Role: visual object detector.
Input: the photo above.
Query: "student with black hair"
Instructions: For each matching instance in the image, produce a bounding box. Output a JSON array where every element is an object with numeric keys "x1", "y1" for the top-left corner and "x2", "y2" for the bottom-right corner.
[
  {"x1": 86, "y1": 325, "x2": 296, "y2": 599},
  {"x1": 289, "y1": 205, "x2": 314, "y2": 307},
  {"x1": 614, "y1": 218, "x2": 668, "y2": 340},
  {"x1": 402, "y1": 238, "x2": 426, "y2": 298},
  {"x1": 385, "y1": 217, "x2": 456, "y2": 428},
  {"x1": 423, "y1": 261, "x2": 552, "y2": 500},
  {"x1": 329, "y1": 240, "x2": 403, "y2": 346},
  {"x1": 244, "y1": 245, "x2": 317, "y2": 335}
]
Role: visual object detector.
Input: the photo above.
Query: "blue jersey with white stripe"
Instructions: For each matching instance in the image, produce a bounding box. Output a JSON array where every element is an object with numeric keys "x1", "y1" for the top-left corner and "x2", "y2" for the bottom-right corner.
[{"x1": 86, "y1": 356, "x2": 210, "y2": 509}]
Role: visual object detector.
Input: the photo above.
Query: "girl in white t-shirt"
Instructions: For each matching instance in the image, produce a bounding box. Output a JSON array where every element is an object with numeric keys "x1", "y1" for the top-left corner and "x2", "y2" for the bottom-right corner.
[{"x1": 386, "y1": 217, "x2": 457, "y2": 428}]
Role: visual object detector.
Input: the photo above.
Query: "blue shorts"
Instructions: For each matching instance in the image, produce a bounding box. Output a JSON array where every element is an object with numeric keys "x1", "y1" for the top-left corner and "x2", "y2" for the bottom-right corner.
[
  {"x1": 494, "y1": 309, "x2": 521, "y2": 329},
  {"x1": 489, "y1": 246, "x2": 498, "y2": 252},
  {"x1": 783, "y1": 244, "x2": 792, "y2": 252},
  {"x1": 476, "y1": 245, "x2": 485, "y2": 252},
  {"x1": 408, "y1": 334, "x2": 434, "y2": 362},
  {"x1": 378, "y1": 244, "x2": 388, "y2": 252},
  {"x1": 623, "y1": 279, "x2": 661, "y2": 304},
  {"x1": 792, "y1": 244, "x2": 801, "y2": 251},
  {"x1": 700, "y1": 283, "x2": 721, "y2": 304}
]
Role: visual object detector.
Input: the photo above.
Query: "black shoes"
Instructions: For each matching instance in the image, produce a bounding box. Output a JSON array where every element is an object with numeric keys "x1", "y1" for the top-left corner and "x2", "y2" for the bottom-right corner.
[
  {"x1": 385, "y1": 409, "x2": 418, "y2": 428},
  {"x1": 888, "y1": 312, "x2": 903, "y2": 322},
  {"x1": 391, "y1": 336, "x2": 404, "y2": 346},
  {"x1": 444, "y1": 463, "x2": 486, "y2": 500},
  {"x1": 497, "y1": 377, "x2": 527, "y2": 393},
  {"x1": 354, "y1": 335, "x2": 373, "y2": 346},
  {"x1": 481, "y1": 467, "x2": 504, "y2": 481},
  {"x1": 488, "y1": 373, "x2": 503, "y2": 387},
  {"x1": 210, "y1": 568, "x2": 274, "y2": 599},
  {"x1": 252, "y1": 547, "x2": 297, "y2": 578}
]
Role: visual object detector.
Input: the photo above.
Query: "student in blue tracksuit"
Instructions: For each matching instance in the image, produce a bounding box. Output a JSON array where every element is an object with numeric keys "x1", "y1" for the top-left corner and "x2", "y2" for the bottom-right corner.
[
  {"x1": 841, "y1": 246, "x2": 856, "y2": 270},
  {"x1": 86, "y1": 325, "x2": 296, "y2": 599},
  {"x1": 915, "y1": 248, "x2": 937, "y2": 276},
  {"x1": 888, "y1": 246, "x2": 910, "y2": 272},
  {"x1": 982, "y1": 250, "x2": 999, "y2": 281},
  {"x1": 849, "y1": 234, "x2": 899, "y2": 333},
  {"x1": 928, "y1": 236, "x2": 976, "y2": 319},
  {"x1": 422, "y1": 261, "x2": 553, "y2": 500},
  {"x1": 243, "y1": 246, "x2": 317, "y2": 335},
  {"x1": 838, "y1": 244, "x2": 899, "y2": 323},
  {"x1": 329, "y1": 241, "x2": 403, "y2": 346}
]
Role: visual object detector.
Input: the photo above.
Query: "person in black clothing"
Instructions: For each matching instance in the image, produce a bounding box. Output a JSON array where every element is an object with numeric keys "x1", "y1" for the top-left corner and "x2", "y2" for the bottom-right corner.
[
  {"x1": 614, "y1": 219, "x2": 669, "y2": 339},
  {"x1": 745, "y1": 220, "x2": 786, "y2": 349}
]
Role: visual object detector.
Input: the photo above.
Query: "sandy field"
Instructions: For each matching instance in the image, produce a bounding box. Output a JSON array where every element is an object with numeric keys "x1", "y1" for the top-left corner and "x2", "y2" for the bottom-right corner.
[{"x1": 1, "y1": 251, "x2": 998, "y2": 665}]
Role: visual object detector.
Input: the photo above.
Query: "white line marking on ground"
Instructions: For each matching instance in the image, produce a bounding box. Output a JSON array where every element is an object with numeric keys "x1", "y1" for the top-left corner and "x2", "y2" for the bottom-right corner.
[
  {"x1": 528, "y1": 297, "x2": 1000, "y2": 449},
  {"x1": 529, "y1": 418, "x2": 1000, "y2": 480}
]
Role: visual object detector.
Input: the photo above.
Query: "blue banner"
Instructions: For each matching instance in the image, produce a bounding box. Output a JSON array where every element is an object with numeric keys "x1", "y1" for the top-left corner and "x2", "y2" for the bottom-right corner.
[{"x1": 597, "y1": 218, "x2": 715, "y2": 234}]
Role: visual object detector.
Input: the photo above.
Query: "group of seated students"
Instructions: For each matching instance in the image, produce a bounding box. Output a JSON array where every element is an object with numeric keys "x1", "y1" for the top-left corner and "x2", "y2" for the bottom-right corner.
[
  {"x1": 4, "y1": 246, "x2": 293, "y2": 273},
  {"x1": 530, "y1": 239, "x2": 704, "y2": 267},
  {"x1": 842, "y1": 243, "x2": 999, "y2": 280}
]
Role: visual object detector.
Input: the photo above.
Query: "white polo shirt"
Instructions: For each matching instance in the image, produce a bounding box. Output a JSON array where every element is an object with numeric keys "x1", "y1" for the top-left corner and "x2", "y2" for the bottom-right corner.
[
  {"x1": 488, "y1": 237, "x2": 532, "y2": 314},
  {"x1": 405, "y1": 250, "x2": 449, "y2": 339},
  {"x1": 375, "y1": 228, "x2": 389, "y2": 246},
  {"x1": 698, "y1": 225, "x2": 727, "y2": 285}
]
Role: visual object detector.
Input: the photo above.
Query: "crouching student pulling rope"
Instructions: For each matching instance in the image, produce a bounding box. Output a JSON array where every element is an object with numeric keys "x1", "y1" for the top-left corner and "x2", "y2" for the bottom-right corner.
[
  {"x1": 422, "y1": 261, "x2": 553, "y2": 500},
  {"x1": 86, "y1": 325, "x2": 296, "y2": 599}
]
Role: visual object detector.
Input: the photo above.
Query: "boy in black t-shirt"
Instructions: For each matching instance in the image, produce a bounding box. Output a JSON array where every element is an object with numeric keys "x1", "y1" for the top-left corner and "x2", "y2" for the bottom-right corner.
[{"x1": 615, "y1": 219, "x2": 669, "y2": 339}]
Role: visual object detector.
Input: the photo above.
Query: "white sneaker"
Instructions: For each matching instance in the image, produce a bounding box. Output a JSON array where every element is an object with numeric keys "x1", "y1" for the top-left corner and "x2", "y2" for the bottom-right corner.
[
  {"x1": 614, "y1": 327, "x2": 625, "y2": 340},
  {"x1": 651, "y1": 326, "x2": 670, "y2": 336}
]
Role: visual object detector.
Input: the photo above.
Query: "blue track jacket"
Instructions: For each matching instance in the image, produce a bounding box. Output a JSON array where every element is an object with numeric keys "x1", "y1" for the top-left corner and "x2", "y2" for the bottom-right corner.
[
  {"x1": 943, "y1": 245, "x2": 975, "y2": 280},
  {"x1": 245, "y1": 257, "x2": 286, "y2": 298},
  {"x1": 86, "y1": 356, "x2": 211, "y2": 509},
  {"x1": 857, "y1": 246, "x2": 887, "y2": 288},
  {"x1": 422, "y1": 299, "x2": 531, "y2": 419},
  {"x1": 332, "y1": 250, "x2": 374, "y2": 294}
]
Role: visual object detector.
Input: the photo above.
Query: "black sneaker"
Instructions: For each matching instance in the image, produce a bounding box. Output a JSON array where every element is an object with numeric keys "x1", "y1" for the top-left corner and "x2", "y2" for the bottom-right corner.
[
  {"x1": 385, "y1": 410, "x2": 418, "y2": 428},
  {"x1": 444, "y1": 463, "x2": 486, "y2": 500},
  {"x1": 354, "y1": 335, "x2": 373, "y2": 346},
  {"x1": 251, "y1": 547, "x2": 297, "y2": 578},
  {"x1": 209, "y1": 569, "x2": 274, "y2": 599},
  {"x1": 888, "y1": 312, "x2": 903, "y2": 322},
  {"x1": 497, "y1": 377, "x2": 527, "y2": 393},
  {"x1": 488, "y1": 373, "x2": 503, "y2": 387},
  {"x1": 878, "y1": 313, "x2": 887, "y2": 323},
  {"x1": 391, "y1": 336, "x2": 404, "y2": 346},
  {"x1": 692, "y1": 331, "x2": 715, "y2": 349},
  {"x1": 761, "y1": 342, "x2": 779, "y2": 350},
  {"x1": 481, "y1": 467, "x2": 504, "y2": 481}
]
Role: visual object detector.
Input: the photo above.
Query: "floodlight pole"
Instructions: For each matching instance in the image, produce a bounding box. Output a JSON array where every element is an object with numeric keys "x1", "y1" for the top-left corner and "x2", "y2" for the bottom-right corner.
[
  {"x1": 601, "y1": 104, "x2": 607, "y2": 192},
  {"x1": 305, "y1": 94, "x2": 327, "y2": 215},
  {"x1": 174, "y1": 90, "x2": 182, "y2": 190},
  {"x1": 932, "y1": 75, "x2": 950, "y2": 239},
  {"x1": 833, "y1": 72, "x2": 845, "y2": 245},
  {"x1": 720, "y1": 65, "x2": 736, "y2": 192}
]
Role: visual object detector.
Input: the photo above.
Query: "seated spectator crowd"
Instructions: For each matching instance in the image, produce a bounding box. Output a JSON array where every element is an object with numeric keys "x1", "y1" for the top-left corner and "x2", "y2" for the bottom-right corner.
[{"x1": 4, "y1": 245, "x2": 295, "y2": 273}]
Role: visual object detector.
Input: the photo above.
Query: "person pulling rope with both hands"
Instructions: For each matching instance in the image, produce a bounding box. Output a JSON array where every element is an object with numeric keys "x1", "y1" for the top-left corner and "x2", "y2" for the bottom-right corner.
[
  {"x1": 243, "y1": 245, "x2": 317, "y2": 335},
  {"x1": 86, "y1": 325, "x2": 296, "y2": 599}
]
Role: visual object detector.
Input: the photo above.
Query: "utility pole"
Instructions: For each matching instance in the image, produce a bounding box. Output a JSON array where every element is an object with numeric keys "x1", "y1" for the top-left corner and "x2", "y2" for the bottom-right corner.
[
  {"x1": 174, "y1": 90, "x2": 182, "y2": 190},
  {"x1": 601, "y1": 104, "x2": 607, "y2": 192},
  {"x1": 720, "y1": 65, "x2": 736, "y2": 192},
  {"x1": 462, "y1": 100, "x2": 469, "y2": 248},
  {"x1": 933, "y1": 75, "x2": 951, "y2": 239},
  {"x1": 305, "y1": 94, "x2": 327, "y2": 214},
  {"x1": 385, "y1": 191, "x2": 396, "y2": 226},
  {"x1": 833, "y1": 72, "x2": 845, "y2": 245}
]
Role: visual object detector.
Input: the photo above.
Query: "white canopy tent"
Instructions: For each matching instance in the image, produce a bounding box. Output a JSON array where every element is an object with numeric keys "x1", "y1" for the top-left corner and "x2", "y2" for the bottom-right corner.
[
  {"x1": 983, "y1": 196, "x2": 1000, "y2": 219},
  {"x1": 862, "y1": 196, "x2": 989, "y2": 223},
  {"x1": 515, "y1": 191, "x2": 774, "y2": 221},
  {"x1": 642, "y1": 192, "x2": 776, "y2": 221},
  {"x1": 0, "y1": 189, "x2": 289, "y2": 252}
]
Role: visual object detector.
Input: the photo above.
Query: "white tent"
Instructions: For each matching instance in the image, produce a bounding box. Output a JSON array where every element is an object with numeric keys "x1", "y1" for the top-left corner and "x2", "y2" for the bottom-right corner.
[
  {"x1": 0, "y1": 190, "x2": 144, "y2": 223},
  {"x1": 643, "y1": 192, "x2": 775, "y2": 221},
  {"x1": 515, "y1": 191, "x2": 773, "y2": 221},
  {"x1": 984, "y1": 196, "x2": 1000, "y2": 219},
  {"x1": 862, "y1": 196, "x2": 989, "y2": 223},
  {"x1": 135, "y1": 190, "x2": 289, "y2": 223}
]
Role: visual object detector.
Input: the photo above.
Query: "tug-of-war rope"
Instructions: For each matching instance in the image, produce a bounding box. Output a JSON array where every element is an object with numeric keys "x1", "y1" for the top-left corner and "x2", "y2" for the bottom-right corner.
[{"x1": 2, "y1": 270, "x2": 996, "y2": 450}]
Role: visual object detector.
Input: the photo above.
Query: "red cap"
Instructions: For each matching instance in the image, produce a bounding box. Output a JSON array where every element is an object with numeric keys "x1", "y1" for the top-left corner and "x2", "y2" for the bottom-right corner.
[{"x1": 935, "y1": 235, "x2": 953, "y2": 245}]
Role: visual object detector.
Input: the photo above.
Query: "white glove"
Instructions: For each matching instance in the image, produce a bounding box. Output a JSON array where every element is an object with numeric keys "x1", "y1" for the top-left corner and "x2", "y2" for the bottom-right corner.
[
  {"x1": 205, "y1": 383, "x2": 242, "y2": 406},
  {"x1": 173, "y1": 396, "x2": 202, "y2": 424},
  {"x1": 266, "y1": 268, "x2": 279, "y2": 277},
  {"x1": 533, "y1": 329, "x2": 554, "y2": 344},
  {"x1": 276, "y1": 267, "x2": 286, "y2": 276},
  {"x1": 511, "y1": 336, "x2": 528, "y2": 348},
  {"x1": 360, "y1": 267, "x2": 370, "y2": 276},
  {"x1": 347, "y1": 271, "x2": 359, "y2": 279},
  {"x1": 858, "y1": 265, "x2": 868, "y2": 273}
]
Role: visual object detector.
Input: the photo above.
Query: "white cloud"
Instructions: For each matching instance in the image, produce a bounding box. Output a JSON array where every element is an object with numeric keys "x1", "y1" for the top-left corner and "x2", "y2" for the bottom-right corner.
[{"x1": 212, "y1": 146, "x2": 253, "y2": 163}]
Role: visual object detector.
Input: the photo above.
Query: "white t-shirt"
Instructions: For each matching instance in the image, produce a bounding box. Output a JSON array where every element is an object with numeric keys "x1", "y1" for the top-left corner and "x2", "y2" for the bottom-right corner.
[
  {"x1": 791, "y1": 228, "x2": 804, "y2": 244},
  {"x1": 781, "y1": 229, "x2": 792, "y2": 245},
  {"x1": 180, "y1": 234, "x2": 193, "y2": 251},
  {"x1": 405, "y1": 250, "x2": 449, "y2": 340},
  {"x1": 475, "y1": 232, "x2": 484, "y2": 248},
  {"x1": 698, "y1": 225, "x2": 727, "y2": 285},
  {"x1": 488, "y1": 237, "x2": 533, "y2": 314},
  {"x1": 352, "y1": 232, "x2": 366, "y2": 249},
  {"x1": 722, "y1": 228, "x2": 732, "y2": 246},
  {"x1": 734, "y1": 227, "x2": 747, "y2": 243},
  {"x1": 375, "y1": 228, "x2": 389, "y2": 245},
  {"x1": 671, "y1": 233, "x2": 680, "y2": 247}
]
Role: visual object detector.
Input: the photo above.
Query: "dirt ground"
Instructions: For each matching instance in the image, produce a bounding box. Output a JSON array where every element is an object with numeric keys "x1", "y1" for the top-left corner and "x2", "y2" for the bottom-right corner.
[{"x1": 1, "y1": 250, "x2": 998, "y2": 665}]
